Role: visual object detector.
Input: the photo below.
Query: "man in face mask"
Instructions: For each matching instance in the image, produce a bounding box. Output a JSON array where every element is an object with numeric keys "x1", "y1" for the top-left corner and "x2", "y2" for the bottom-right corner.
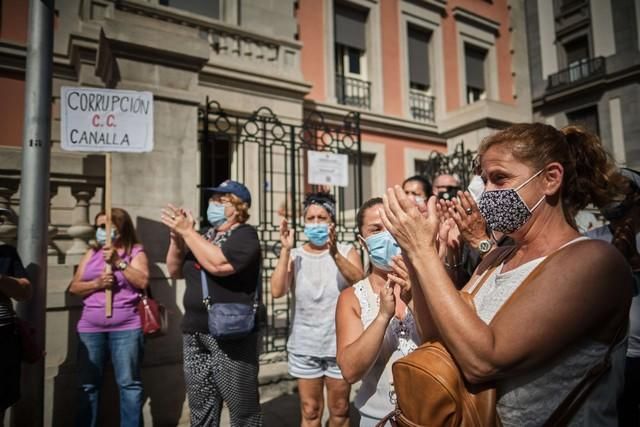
[{"x1": 586, "y1": 168, "x2": 640, "y2": 427}]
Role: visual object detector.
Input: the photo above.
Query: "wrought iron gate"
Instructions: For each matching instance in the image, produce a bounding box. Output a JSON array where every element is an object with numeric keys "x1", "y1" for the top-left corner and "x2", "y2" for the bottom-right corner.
[
  {"x1": 198, "y1": 99, "x2": 363, "y2": 360},
  {"x1": 414, "y1": 142, "x2": 478, "y2": 188}
]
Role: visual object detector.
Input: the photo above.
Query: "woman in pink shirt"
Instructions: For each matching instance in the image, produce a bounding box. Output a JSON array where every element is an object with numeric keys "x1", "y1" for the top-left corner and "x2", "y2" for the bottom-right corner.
[{"x1": 69, "y1": 208, "x2": 149, "y2": 427}]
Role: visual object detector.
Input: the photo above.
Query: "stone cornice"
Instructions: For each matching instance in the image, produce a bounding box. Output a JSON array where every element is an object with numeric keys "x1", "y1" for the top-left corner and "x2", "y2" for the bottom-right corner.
[
  {"x1": 405, "y1": 0, "x2": 448, "y2": 17},
  {"x1": 305, "y1": 100, "x2": 446, "y2": 144},
  {"x1": 452, "y1": 6, "x2": 500, "y2": 35},
  {"x1": 438, "y1": 99, "x2": 530, "y2": 138}
]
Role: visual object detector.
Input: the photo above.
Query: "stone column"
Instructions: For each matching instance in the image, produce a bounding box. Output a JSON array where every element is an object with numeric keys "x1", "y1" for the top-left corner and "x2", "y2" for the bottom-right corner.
[
  {"x1": 47, "y1": 183, "x2": 59, "y2": 263},
  {"x1": 0, "y1": 178, "x2": 19, "y2": 246},
  {"x1": 66, "y1": 184, "x2": 96, "y2": 264}
]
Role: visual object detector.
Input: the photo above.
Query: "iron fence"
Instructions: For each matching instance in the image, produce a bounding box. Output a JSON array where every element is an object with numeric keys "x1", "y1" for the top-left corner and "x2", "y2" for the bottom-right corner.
[
  {"x1": 414, "y1": 142, "x2": 478, "y2": 189},
  {"x1": 198, "y1": 99, "x2": 362, "y2": 360},
  {"x1": 409, "y1": 89, "x2": 435, "y2": 123}
]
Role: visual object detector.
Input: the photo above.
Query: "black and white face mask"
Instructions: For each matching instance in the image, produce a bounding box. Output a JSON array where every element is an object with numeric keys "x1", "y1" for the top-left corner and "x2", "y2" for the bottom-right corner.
[{"x1": 478, "y1": 169, "x2": 545, "y2": 234}]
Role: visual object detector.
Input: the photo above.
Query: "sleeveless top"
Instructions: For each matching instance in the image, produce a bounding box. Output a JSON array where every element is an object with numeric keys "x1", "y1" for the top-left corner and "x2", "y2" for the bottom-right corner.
[
  {"x1": 77, "y1": 245, "x2": 144, "y2": 333},
  {"x1": 471, "y1": 237, "x2": 626, "y2": 426},
  {"x1": 353, "y1": 278, "x2": 420, "y2": 421},
  {"x1": 287, "y1": 242, "x2": 352, "y2": 357}
]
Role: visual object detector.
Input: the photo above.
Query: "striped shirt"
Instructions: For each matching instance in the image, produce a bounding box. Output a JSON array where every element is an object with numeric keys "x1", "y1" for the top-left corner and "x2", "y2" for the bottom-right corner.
[{"x1": 0, "y1": 244, "x2": 28, "y2": 326}]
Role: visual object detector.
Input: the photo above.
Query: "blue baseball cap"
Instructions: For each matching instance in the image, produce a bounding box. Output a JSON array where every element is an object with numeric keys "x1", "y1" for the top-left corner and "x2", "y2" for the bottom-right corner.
[{"x1": 204, "y1": 180, "x2": 252, "y2": 207}]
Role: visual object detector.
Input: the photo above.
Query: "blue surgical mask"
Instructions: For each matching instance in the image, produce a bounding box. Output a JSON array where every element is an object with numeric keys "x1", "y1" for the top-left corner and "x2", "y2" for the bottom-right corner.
[
  {"x1": 304, "y1": 223, "x2": 329, "y2": 246},
  {"x1": 95, "y1": 227, "x2": 116, "y2": 246},
  {"x1": 365, "y1": 231, "x2": 401, "y2": 271},
  {"x1": 207, "y1": 203, "x2": 227, "y2": 228}
]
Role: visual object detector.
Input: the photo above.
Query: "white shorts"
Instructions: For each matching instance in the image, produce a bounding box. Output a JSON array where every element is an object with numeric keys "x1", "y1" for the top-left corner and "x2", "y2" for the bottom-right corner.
[{"x1": 287, "y1": 352, "x2": 343, "y2": 380}]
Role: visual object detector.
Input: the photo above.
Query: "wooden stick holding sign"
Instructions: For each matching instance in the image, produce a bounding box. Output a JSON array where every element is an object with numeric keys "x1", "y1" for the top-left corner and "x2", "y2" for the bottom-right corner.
[
  {"x1": 104, "y1": 153, "x2": 113, "y2": 317},
  {"x1": 59, "y1": 86, "x2": 154, "y2": 319}
]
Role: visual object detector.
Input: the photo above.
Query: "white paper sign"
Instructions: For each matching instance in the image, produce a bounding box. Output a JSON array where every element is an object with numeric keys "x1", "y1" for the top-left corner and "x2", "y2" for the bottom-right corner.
[
  {"x1": 307, "y1": 151, "x2": 349, "y2": 187},
  {"x1": 60, "y1": 87, "x2": 154, "y2": 152}
]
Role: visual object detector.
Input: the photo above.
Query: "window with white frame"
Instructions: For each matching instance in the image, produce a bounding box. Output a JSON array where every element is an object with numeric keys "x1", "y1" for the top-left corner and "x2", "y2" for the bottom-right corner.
[
  {"x1": 334, "y1": 2, "x2": 370, "y2": 109},
  {"x1": 159, "y1": 0, "x2": 220, "y2": 19},
  {"x1": 407, "y1": 25, "x2": 434, "y2": 122},
  {"x1": 464, "y1": 44, "x2": 488, "y2": 104}
]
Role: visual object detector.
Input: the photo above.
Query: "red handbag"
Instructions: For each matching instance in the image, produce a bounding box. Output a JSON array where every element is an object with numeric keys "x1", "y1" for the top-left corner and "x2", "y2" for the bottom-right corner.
[{"x1": 137, "y1": 291, "x2": 168, "y2": 337}]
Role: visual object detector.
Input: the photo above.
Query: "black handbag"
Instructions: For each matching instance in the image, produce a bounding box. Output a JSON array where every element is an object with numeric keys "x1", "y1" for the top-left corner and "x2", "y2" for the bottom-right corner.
[{"x1": 200, "y1": 268, "x2": 260, "y2": 340}]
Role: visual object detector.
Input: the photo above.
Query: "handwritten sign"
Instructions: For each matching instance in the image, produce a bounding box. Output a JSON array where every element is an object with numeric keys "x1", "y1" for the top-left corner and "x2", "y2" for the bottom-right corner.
[
  {"x1": 60, "y1": 87, "x2": 154, "y2": 153},
  {"x1": 307, "y1": 151, "x2": 349, "y2": 187}
]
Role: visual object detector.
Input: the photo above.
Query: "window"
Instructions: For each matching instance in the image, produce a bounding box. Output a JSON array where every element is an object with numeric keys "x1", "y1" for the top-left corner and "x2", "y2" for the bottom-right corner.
[
  {"x1": 159, "y1": 0, "x2": 220, "y2": 20},
  {"x1": 334, "y1": 3, "x2": 368, "y2": 78},
  {"x1": 408, "y1": 26, "x2": 431, "y2": 92},
  {"x1": 334, "y1": 3, "x2": 370, "y2": 108},
  {"x1": 564, "y1": 37, "x2": 590, "y2": 82},
  {"x1": 343, "y1": 153, "x2": 374, "y2": 212},
  {"x1": 567, "y1": 106, "x2": 600, "y2": 136},
  {"x1": 464, "y1": 44, "x2": 487, "y2": 104}
]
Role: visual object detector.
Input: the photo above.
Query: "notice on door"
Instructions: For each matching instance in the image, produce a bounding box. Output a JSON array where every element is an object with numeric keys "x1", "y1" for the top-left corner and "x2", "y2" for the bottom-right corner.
[
  {"x1": 60, "y1": 87, "x2": 154, "y2": 153},
  {"x1": 307, "y1": 151, "x2": 349, "y2": 187}
]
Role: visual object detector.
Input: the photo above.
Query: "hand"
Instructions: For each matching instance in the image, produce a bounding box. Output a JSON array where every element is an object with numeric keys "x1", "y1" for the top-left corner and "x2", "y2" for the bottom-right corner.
[
  {"x1": 389, "y1": 256, "x2": 412, "y2": 305},
  {"x1": 161, "y1": 204, "x2": 195, "y2": 237},
  {"x1": 447, "y1": 191, "x2": 490, "y2": 249},
  {"x1": 329, "y1": 224, "x2": 338, "y2": 257},
  {"x1": 102, "y1": 244, "x2": 118, "y2": 266},
  {"x1": 381, "y1": 186, "x2": 439, "y2": 255},
  {"x1": 279, "y1": 218, "x2": 294, "y2": 250},
  {"x1": 95, "y1": 271, "x2": 114, "y2": 290},
  {"x1": 378, "y1": 280, "x2": 396, "y2": 321}
]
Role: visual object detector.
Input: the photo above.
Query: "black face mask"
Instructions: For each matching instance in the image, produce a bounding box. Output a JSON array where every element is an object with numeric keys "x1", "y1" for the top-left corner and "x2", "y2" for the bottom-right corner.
[{"x1": 437, "y1": 186, "x2": 461, "y2": 201}]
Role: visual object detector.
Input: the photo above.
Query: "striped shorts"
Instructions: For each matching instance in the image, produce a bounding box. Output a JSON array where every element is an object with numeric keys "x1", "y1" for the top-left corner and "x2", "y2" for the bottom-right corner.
[{"x1": 183, "y1": 332, "x2": 262, "y2": 426}]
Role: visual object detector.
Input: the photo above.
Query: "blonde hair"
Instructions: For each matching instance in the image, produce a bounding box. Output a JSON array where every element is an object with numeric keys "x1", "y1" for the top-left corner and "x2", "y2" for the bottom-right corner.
[{"x1": 229, "y1": 194, "x2": 250, "y2": 223}]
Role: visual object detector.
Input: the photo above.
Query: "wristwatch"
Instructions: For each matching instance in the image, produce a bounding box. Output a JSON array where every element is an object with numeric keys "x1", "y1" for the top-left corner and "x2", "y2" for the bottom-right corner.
[
  {"x1": 476, "y1": 239, "x2": 494, "y2": 257},
  {"x1": 116, "y1": 260, "x2": 129, "y2": 271}
]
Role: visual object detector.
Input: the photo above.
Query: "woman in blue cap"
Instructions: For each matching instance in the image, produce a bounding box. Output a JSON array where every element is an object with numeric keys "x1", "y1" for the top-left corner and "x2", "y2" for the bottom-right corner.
[
  {"x1": 162, "y1": 180, "x2": 262, "y2": 427},
  {"x1": 271, "y1": 192, "x2": 363, "y2": 427}
]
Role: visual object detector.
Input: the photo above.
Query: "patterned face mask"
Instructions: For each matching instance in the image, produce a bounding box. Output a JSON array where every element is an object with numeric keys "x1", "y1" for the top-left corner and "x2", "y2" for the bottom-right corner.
[{"x1": 478, "y1": 169, "x2": 545, "y2": 234}]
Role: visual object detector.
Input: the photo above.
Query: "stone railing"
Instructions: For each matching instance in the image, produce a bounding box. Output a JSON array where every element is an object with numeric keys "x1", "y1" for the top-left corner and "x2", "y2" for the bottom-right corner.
[
  {"x1": 112, "y1": 0, "x2": 303, "y2": 80},
  {"x1": 0, "y1": 173, "x2": 103, "y2": 265}
]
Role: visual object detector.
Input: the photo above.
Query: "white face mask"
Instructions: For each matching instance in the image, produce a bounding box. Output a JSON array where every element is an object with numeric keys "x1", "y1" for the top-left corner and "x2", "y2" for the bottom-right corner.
[{"x1": 467, "y1": 175, "x2": 485, "y2": 202}]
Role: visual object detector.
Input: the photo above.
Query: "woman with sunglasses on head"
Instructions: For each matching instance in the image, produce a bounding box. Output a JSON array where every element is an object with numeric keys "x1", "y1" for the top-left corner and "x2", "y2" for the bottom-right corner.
[
  {"x1": 335, "y1": 197, "x2": 419, "y2": 427},
  {"x1": 270, "y1": 192, "x2": 363, "y2": 427},
  {"x1": 382, "y1": 123, "x2": 633, "y2": 426},
  {"x1": 68, "y1": 208, "x2": 150, "y2": 427}
]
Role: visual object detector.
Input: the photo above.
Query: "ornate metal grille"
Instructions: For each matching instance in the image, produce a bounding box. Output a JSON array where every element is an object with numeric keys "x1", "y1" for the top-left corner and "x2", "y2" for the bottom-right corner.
[
  {"x1": 414, "y1": 142, "x2": 478, "y2": 189},
  {"x1": 199, "y1": 99, "x2": 362, "y2": 360}
]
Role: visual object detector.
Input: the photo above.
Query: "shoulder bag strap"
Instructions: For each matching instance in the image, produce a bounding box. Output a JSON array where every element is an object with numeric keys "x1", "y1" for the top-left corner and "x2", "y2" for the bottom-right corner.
[{"x1": 200, "y1": 268, "x2": 212, "y2": 308}]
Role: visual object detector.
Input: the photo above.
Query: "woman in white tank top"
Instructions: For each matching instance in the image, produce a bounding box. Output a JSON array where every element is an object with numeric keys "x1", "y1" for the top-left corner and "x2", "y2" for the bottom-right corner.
[
  {"x1": 335, "y1": 198, "x2": 420, "y2": 426},
  {"x1": 270, "y1": 192, "x2": 363, "y2": 427},
  {"x1": 382, "y1": 123, "x2": 633, "y2": 426}
]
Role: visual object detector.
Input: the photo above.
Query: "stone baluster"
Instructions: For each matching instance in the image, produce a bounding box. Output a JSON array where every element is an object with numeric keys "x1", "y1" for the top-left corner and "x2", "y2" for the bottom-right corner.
[
  {"x1": 0, "y1": 178, "x2": 19, "y2": 246},
  {"x1": 66, "y1": 184, "x2": 96, "y2": 264},
  {"x1": 47, "y1": 183, "x2": 59, "y2": 263}
]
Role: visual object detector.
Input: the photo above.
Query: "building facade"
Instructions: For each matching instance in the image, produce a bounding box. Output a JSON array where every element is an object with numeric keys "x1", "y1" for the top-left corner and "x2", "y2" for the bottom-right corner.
[
  {"x1": 525, "y1": 0, "x2": 640, "y2": 170},
  {"x1": 0, "y1": 0, "x2": 530, "y2": 425}
]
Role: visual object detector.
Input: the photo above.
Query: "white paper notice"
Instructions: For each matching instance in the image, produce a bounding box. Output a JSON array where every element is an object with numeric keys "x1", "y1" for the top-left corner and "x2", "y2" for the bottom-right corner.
[
  {"x1": 307, "y1": 151, "x2": 349, "y2": 187},
  {"x1": 60, "y1": 86, "x2": 154, "y2": 153}
]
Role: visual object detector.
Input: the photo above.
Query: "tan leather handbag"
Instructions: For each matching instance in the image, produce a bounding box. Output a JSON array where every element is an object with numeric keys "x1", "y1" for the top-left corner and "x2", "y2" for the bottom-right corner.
[{"x1": 380, "y1": 243, "x2": 626, "y2": 427}]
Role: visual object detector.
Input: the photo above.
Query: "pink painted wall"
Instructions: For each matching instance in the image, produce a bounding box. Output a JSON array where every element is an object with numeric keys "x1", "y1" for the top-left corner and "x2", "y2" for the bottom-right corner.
[
  {"x1": 298, "y1": 0, "x2": 326, "y2": 101},
  {"x1": 380, "y1": 0, "x2": 404, "y2": 116},
  {"x1": 443, "y1": 0, "x2": 515, "y2": 110},
  {"x1": 0, "y1": 74, "x2": 25, "y2": 147},
  {"x1": 0, "y1": 0, "x2": 28, "y2": 43},
  {"x1": 361, "y1": 131, "x2": 445, "y2": 187}
]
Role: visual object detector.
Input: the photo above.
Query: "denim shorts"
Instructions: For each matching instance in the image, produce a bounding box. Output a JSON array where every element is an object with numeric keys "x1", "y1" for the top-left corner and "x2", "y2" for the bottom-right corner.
[{"x1": 288, "y1": 352, "x2": 343, "y2": 380}]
